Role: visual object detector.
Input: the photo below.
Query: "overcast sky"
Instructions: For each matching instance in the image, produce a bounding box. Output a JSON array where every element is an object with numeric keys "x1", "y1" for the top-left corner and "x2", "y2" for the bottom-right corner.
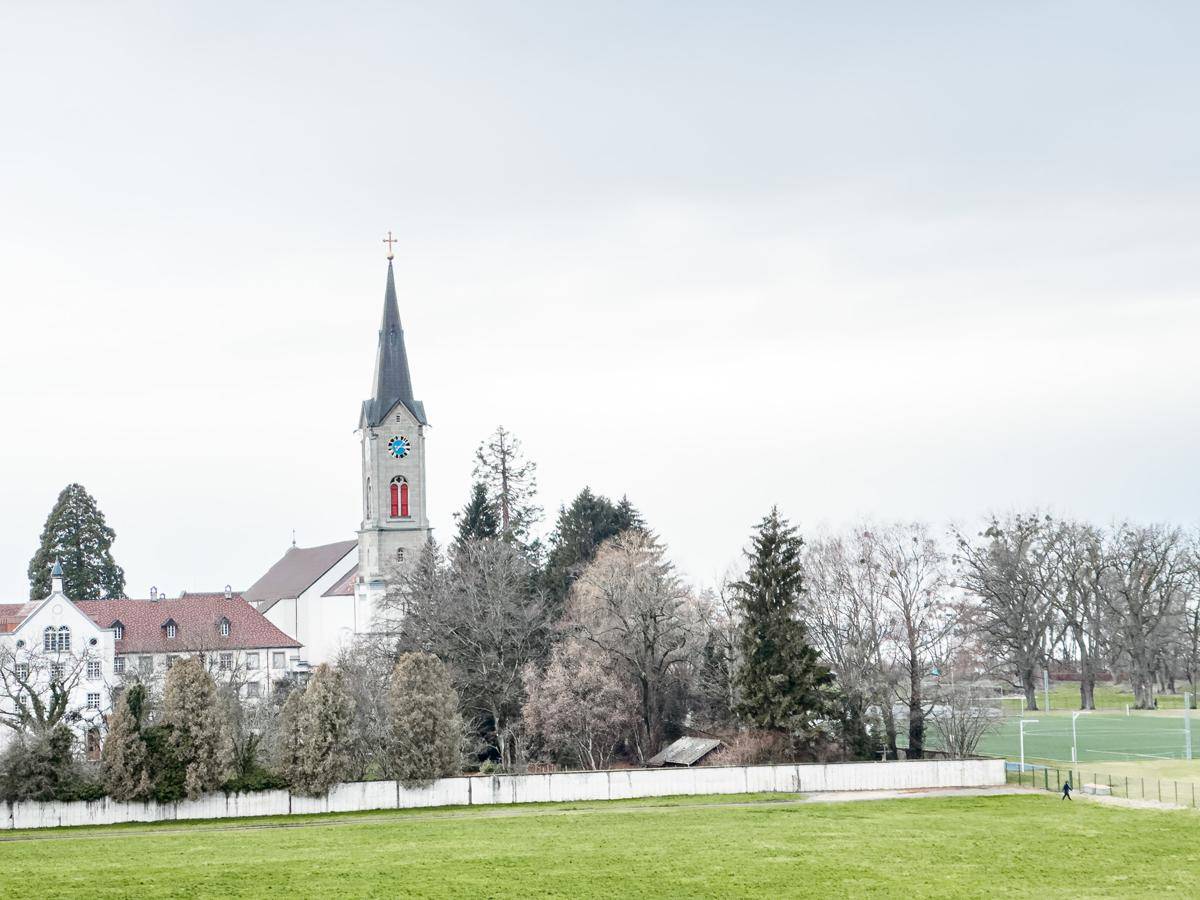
[{"x1": 2, "y1": 2, "x2": 1198, "y2": 600}]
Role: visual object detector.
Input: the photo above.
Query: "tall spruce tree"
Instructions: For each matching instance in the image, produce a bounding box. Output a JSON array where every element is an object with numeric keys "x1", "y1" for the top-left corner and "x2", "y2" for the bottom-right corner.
[
  {"x1": 733, "y1": 507, "x2": 833, "y2": 738},
  {"x1": 543, "y1": 488, "x2": 644, "y2": 607},
  {"x1": 28, "y1": 483, "x2": 125, "y2": 601},
  {"x1": 473, "y1": 426, "x2": 541, "y2": 544},
  {"x1": 454, "y1": 482, "x2": 499, "y2": 546}
]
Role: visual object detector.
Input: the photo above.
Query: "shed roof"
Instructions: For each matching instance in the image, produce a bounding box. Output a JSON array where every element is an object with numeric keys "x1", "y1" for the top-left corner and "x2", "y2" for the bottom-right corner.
[{"x1": 646, "y1": 736, "x2": 723, "y2": 767}]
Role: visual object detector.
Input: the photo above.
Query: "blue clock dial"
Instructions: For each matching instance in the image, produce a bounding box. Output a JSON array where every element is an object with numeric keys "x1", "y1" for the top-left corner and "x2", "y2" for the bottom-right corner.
[{"x1": 388, "y1": 435, "x2": 410, "y2": 459}]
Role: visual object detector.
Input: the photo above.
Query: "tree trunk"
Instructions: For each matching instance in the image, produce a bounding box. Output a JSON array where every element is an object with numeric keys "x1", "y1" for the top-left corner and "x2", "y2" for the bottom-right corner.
[
  {"x1": 1078, "y1": 650, "x2": 1095, "y2": 710},
  {"x1": 880, "y1": 699, "x2": 898, "y2": 760},
  {"x1": 906, "y1": 665, "x2": 924, "y2": 759},
  {"x1": 1131, "y1": 661, "x2": 1156, "y2": 709},
  {"x1": 1021, "y1": 668, "x2": 1039, "y2": 711}
]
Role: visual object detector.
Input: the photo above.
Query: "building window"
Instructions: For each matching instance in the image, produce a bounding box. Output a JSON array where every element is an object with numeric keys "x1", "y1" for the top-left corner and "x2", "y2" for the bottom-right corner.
[
  {"x1": 166, "y1": 655, "x2": 179, "y2": 669},
  {"x1": 166, "y1": 623, "x2": 177, "y2": 639},
  {"x1": 245, "y1": 652, "x2": 259, "y2": 671},
  {"x1": 138, "y1": 656, "x2": 153, "y2": 675},
  {"x1": 219, "y1": 619, "x2": 230, "y2": 637},
  {"x1": 219, "y1": 652, "x2": 233, "y2": 671},
  {"x1": 44, "y1": 625, "x2": 69, "y2": 651},
  {"x1": 272, "y1": 651, "x2": 286, "y2": 669},
  {"x1": 245, "y1": 681, "x2": 261, "y2": 699},
  {"x1": 112, "y1": 622, "x2": 124, "y2": 640},
  {"x1": 87, "y1": 660, "x2": 101, "y2": 680},
  {"x1": 86, "y1": 692, "x2": 100, "y2": 710},
  {"x1": 86, "y1": 728, "x2": 102, "y2": 759},
  {"x1": 366, "y1": 476, "x2": 371, "y2": 517},
  {"x1": 15, "y1": 663, "x2": 29, "y2": 681},
  {"x1": 390, "y1": 476, "x2": 409, "y2": 518},
  {"x1": 50, "y1": 663, "x2": 64, "y2": 682},
  {"x1": 114, "y1": 657, "x2": 126, "y2": 675}
]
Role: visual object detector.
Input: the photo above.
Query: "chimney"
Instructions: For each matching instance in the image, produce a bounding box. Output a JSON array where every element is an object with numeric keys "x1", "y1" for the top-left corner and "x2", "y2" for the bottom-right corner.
[
  {"x1": 150, "y1": 586, "x2": 158, "y2": 602},
  {"x1": 224, "y1": 584, "x2": 233, "y2": 600}
]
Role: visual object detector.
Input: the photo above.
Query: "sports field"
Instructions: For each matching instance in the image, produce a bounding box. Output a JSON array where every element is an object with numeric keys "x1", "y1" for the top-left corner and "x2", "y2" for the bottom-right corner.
[
  {"x1": 2, "y1": 793, "x2": 1199, "y2": 898},
  {"x1": 979, "y1": 711, "x2": 1196, "y2": 765}
]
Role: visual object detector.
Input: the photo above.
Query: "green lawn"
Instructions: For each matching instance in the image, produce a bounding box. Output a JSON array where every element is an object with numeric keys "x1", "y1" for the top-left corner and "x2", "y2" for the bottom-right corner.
[
  {"x1": 2, "y1": 794, "x2": 1200, "y2": 898},
  {"x1": 1031, "y1": 682, "x2": 1196, "y2": 711}
]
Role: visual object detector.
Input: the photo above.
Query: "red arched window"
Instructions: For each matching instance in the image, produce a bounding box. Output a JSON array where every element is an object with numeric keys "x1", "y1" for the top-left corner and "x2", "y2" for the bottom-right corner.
[{"x1": 390, "y1": 477, "x2": 409, "y2": 518}]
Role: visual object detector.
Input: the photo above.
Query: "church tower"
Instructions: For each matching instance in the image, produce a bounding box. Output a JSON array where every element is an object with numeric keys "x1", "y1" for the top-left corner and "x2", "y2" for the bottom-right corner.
[{"x1": 355, "y1": 248, "x2": 432, "y2": 609}]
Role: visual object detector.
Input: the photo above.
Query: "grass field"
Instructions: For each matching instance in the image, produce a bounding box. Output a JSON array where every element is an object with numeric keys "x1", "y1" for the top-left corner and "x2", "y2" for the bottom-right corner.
[
  {"x1": 1031, "y1": 682, "x2": 1196, "y2": 711},
  {"x1": 979, "y1": 711, "x2": 1194, "y2": 764},
  {"x1": 3, "y1": 793, "x2": 1200, "y2": 898}
]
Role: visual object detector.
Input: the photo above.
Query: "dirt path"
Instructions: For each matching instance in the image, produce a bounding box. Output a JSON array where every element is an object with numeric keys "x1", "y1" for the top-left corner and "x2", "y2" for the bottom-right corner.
[{"x1": 0, "y1": 786, "x2": 1035, "y2": 844}]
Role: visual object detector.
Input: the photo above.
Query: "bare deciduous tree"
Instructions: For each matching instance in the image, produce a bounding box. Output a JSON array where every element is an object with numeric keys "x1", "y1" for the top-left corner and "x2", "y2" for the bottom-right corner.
[
  {"x1": 1101, "y1": 524, "x2": 1190, "y2": 709},
  {"x1": 522, "y1": 639, "x2": 638, "y2": 770},
  {"x1": 953, "y1": 514, "x2": 1056, "y2": 711},
  {"x1": 564, "y1": 531, "x2": 696, "y2": 760},
  {"x1": 389, "y1": 538, "x2": 549, "y2": 769}
]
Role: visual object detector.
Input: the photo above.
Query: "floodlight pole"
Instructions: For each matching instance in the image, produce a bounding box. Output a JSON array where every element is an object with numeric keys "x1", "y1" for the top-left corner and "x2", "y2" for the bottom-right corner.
[
  {"x1": 1071, "y1": 711, "x2": 1089, "y2": 765},
  {"x1": 1020, "y1": 719, "x2": 1039, "y2": 773},
  {"x1": 1186, "y1": 692, "x2": 1193, "y2": 762}
]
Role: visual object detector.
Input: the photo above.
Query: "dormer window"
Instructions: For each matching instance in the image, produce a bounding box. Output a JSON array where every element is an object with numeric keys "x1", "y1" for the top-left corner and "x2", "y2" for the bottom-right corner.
[
  {"x1": 219, "y1": 618, "x2": 231, "y2": 637},
  {"x1": 112, "y1": 621, "x2": 125, "y2": 640},
  {"x1": 165, "y1": 621, "x2": 177, "y2": 639}
]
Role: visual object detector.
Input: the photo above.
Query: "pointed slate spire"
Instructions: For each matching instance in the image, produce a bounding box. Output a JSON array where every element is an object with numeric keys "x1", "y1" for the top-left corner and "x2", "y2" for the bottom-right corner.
[
  {"x1": 50, "y1": 558, "x2": 64, "y2": 595},
  {"x1": 363, "y1": 259, "x2": 427, "y2": 427}
]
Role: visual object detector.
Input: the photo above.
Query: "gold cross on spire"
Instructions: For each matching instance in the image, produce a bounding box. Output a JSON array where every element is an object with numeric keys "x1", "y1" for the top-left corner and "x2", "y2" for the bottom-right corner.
[{"x1": 382, "y1": 230, "x2": 397, "y2": 260}]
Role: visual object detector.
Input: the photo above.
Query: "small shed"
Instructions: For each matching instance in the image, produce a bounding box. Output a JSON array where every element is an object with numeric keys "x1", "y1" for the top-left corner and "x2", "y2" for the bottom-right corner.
[{"x1": 646, "y1": 736, "x2": 724, "y2": 768}]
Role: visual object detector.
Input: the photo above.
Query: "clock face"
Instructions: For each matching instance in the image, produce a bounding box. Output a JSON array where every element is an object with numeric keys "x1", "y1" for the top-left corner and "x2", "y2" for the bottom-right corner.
[{"x1": 388, "y1": 435, "x2": 411, "y2": 459}]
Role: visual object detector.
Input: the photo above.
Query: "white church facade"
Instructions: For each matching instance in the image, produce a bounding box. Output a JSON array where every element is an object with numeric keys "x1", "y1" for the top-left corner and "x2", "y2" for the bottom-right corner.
[{"x1": 245, "y1": 254, "x2": 433, "y2": 665}]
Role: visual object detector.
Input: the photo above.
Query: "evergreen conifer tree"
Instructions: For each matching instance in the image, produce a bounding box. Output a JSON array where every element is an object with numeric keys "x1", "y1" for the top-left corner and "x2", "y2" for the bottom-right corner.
[
  {"x1": 387, "y1": 653, "x2": 462, "y2": 786},
  {"x1": 453, "y1": 482, "x2": 499, "y2": 545},
  {"x1": 733, "y1": 507, "x2": 833, "y2": 738},
  {"x1": 273, "y1": 687, "x2": 306, "y2": 787},
  {"x1": 543, "y1": 488, "x2": 644, "y2": 607},
  {"x1": 162, "y1": 656, "x2": 235, "y2": 799},
  {"x1": 101, "y1": 683, "x2": 153, "y2": 800},
  {"x1": 291, "y1": 664, "x2": 357, "y2": 796},
  {"x1": 28, "y1": 483, "x2": 125, "y2": 600}
]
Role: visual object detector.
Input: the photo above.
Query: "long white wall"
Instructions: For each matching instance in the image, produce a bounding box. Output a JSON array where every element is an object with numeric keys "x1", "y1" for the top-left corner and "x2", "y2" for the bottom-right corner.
[{"x1": 3, "y1": 759, "x2": 1005, "y2": 831}]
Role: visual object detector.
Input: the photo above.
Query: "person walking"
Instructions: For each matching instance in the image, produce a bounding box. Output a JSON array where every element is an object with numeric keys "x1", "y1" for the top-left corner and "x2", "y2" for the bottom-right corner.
[{"x1": 1062, "y1": 779, "x2": 1072, "y2": 800}]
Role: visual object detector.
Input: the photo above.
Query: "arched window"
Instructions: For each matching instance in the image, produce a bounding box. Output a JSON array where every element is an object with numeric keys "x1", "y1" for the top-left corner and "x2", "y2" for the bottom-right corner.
[
  {"x1": 44, "y1": 626, "x2": 55, "y2": 651},
  {"x1": 365, "y1": 477, "x2": 371, "y2": 517},
  {"x1": 58, "y1": 626, "x2": 71, "y2": 652},
  {"x1": 390, "y1": 476, "x2": 409, "y2": 518}
]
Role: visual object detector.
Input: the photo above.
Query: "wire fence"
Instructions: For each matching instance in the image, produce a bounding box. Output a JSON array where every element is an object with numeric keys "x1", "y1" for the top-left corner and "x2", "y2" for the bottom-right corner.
[{"x1": 1007, "y1": 764, "x2": 1199, "y2": 808}]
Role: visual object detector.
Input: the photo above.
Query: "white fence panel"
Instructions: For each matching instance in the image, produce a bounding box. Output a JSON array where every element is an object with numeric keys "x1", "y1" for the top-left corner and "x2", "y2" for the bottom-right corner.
[{"x1": 4, "y1": 758, "x2": 1005, "y2": 830}]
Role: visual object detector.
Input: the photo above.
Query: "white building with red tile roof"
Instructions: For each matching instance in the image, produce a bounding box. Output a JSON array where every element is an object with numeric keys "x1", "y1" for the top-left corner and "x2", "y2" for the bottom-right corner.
[
  {"x1": 77, "y1": 589, "x2": 303, "y2": 701},
  {"x1": 0, "y1": 572, "x2": 303, "y2": 753},
  {"x1": 0, "y1": 565, "x2": 115, "y2": 755}
]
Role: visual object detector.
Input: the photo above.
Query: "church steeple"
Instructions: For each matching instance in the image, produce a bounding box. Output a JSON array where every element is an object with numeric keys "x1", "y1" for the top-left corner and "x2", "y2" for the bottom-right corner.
[
  {"x1": 363, "y1": 258, "x2": 427, "y2": 427},
  {"x1": 357, "y1": 239, "x2": 434, "y2": 600}
]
